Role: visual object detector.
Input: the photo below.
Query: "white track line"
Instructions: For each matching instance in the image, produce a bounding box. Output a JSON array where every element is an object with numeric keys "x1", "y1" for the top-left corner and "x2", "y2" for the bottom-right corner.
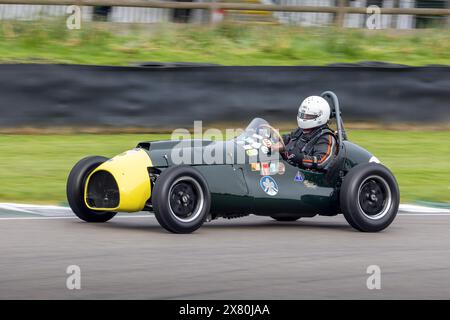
[
  {"x1": 399, "y1": 213, "x2": 450, "y2": 216},
  {"x1": 1, "y1": 203, "x2": 448, "y2": 213},
  {"x1": 0, "y1": 215, "x2": 154, "y2": 221},
  {"x1": 0, "y1": 203, "x2": 67, "y2": 211},
  {"x1": 0, "y1": 213, "x2": 449, "y2": 221},
  {"x1": 400, "y1": 204, "x2": 450, "y2": 213},
  {"x1": 0, "y1": 203, "x2": 449, "y2": 221},
  {"x1": 0, "y1": 204, "x2": 36, "y2": 213}
]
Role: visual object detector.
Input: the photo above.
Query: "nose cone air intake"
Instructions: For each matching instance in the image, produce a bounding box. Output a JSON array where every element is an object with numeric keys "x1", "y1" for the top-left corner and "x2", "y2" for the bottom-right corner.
[{"x1": 86, "y1": 170, "x2": 120, "y2": 209}]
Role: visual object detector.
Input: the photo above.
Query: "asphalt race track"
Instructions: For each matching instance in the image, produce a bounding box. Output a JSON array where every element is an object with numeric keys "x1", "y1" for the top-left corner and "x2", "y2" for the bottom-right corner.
[{"x1": 1, "y1": 205, "x2": 450, "y2": 299}]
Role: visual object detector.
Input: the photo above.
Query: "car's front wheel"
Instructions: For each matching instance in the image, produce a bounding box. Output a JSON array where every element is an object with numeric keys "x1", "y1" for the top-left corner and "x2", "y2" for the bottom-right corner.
[
  {"x1": 340, "y1": 163, "x2": 399, "y2": 232},
  {"x1": 67, "y1": 156, "x2": 117, "y2": 223},
  {"x1": 152, "y1": 166, "x2": 211, "y2": 234}
]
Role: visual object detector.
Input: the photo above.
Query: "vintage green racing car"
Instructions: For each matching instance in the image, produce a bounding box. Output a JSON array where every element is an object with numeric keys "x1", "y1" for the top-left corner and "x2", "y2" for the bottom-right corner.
[{"x1": 67, "y1": 92, "x2": 400, "y2": 233}]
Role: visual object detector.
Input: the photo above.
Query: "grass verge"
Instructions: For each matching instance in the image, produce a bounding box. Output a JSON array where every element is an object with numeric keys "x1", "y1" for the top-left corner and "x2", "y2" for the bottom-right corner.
[{"x1": 0, "y1": 20, "x2": 449, "y2": 66}]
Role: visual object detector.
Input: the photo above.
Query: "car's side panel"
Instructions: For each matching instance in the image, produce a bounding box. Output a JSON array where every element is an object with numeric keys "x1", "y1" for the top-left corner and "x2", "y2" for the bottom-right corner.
[
  {"x1": 142, "y1": 139, "x2": 374, "y2": 218},
  {"x1": 239, "y1": 160, "x2": 337, "y2": 216},
  {"x1": 193, "y1": 164, "x2": 253, "y2": 216},
  {"x1": 343, "y1": 141, "x2": 373, "y2": 169}
]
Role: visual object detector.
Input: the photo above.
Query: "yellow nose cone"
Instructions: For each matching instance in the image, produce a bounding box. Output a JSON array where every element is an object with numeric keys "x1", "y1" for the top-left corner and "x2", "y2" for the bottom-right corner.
[{"x1": 84, "y1": 148, "x2": 152, "y2": 212}]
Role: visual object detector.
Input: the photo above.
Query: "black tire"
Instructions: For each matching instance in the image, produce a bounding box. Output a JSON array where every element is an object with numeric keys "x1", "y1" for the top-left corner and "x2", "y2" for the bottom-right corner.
[
  {"x1": 271, "y1": 215, "x2": 301, "y2": 222},
  {"x1": 340, "y1": 163, "x2": 399, "y2": 232},
  {"x1": 67, "y1": 156, "x2": 117, "y2": 223},
  {"x1": 152, "y1": 166, "x2": 211, "y2": 234}
]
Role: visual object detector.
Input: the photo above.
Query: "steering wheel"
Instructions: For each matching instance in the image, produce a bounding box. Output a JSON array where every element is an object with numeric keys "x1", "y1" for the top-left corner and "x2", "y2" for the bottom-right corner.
[{"x1": 257, "y1": 123, "x2": 285, "y2": 150}]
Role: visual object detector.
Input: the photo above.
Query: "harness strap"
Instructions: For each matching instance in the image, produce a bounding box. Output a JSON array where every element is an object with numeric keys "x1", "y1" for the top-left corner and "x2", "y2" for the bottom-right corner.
[{"x1": 301, "y1": 128, "x2": 335, "y2": 155}]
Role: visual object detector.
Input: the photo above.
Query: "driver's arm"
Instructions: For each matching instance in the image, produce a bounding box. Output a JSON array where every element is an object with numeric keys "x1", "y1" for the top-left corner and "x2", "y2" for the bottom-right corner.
[
  {"x1": 282, "y1": 133, "x2": 291, "y2": 145},
  {"x1": 272, "y1": 132, "x2": 291, "y2": 153},
  {"x1": 271, "y1": 142, "x2": 284, "y2": 153}
]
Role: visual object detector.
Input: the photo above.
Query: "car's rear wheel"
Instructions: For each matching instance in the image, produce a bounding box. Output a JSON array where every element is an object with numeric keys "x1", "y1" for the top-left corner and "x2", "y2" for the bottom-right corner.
[
  {"x1": 340, "y1": 163, "x2": 399, "y2": 232},
  {"x1": 152, "y1": 166, "x2": 211, "y2": 233},
  {"x1": 67, "y1": 156, "x2": 117, "y2": 223}
]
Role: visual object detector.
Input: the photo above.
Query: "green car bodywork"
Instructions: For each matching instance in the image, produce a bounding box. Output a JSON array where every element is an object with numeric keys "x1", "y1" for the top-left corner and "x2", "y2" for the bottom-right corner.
[
  {"x1": 69, "y1": 92, "x2": 397, "y2": 233},
  {"x1": 136, "y1": 120, "x2": 374, "y2": 219}
]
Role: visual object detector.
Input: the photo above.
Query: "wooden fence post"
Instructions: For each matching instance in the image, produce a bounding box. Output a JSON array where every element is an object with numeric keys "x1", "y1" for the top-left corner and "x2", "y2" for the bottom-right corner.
[{"x1": 335, "y1": 0, "x2": 346, "y2": 27}]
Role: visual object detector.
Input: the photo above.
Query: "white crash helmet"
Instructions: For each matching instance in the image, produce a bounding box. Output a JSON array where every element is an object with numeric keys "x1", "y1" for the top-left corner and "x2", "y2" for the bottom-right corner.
[{"x1": 297, "y1": 96, "x2": 331, "y2": 129}]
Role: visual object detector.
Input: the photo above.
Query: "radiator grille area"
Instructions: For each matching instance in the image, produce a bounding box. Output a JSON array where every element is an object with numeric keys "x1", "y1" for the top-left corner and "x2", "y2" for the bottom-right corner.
[{"x1": 86, "y1": 171, "x2": 120, "y2": 209}]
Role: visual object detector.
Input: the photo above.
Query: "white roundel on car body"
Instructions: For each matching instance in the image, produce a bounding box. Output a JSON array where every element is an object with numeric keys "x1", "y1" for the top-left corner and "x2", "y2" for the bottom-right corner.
[{"x1": 260, "y1": 176, "x2": 279, "y2": 196}]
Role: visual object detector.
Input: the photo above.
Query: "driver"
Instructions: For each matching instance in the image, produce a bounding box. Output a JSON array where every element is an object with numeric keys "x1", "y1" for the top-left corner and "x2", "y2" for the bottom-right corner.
[{"x1": 274, "y1": 96, "x2": 337, "y2": 170}]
